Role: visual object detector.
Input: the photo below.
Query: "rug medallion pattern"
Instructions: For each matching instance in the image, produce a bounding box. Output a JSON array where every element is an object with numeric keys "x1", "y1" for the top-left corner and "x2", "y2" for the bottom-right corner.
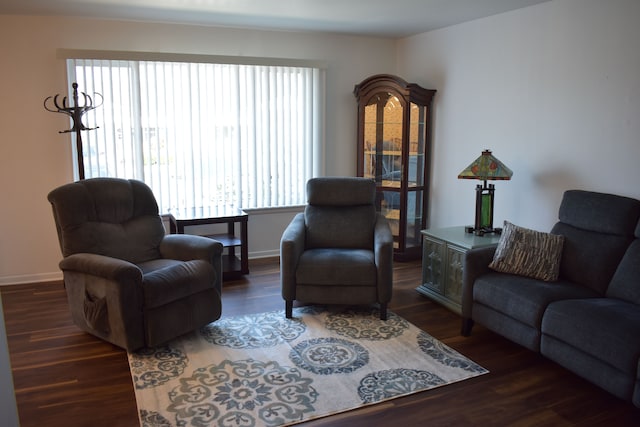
[{"x1": 129, "y1": 307, "x2": 487, "y2": 427}]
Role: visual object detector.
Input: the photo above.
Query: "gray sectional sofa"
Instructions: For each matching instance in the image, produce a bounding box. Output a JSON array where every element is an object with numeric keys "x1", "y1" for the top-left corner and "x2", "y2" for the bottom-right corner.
[{"x1": 461, "y1": 190, "x2": 640, "y2": 407}]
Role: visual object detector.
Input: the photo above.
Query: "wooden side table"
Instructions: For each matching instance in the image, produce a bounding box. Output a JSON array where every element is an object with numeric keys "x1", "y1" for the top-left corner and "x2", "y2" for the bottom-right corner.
[
  {"x1": 417, "y1": 226, "x2": 501, "y2": 314},
  {"x1": 167, "y1": 206, "x2": 249, "y2": 280}
]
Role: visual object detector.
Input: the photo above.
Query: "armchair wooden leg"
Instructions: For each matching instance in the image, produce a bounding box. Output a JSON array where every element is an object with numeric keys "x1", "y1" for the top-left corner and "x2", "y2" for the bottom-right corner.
[
  {"x1": 461, "y1": 318, "x2": 474, "y2": 336},
  {"x1": 285, "y1": 301, "x2": 293, "y2": 318},
  {"x1": 379, "y1": 303, "x2": 387, "y2": 321}
]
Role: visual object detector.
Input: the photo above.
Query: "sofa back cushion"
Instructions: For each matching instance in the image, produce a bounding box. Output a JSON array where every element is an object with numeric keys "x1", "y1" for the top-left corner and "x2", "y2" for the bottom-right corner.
[
  {"x1": 607, "y1": 238, "x2": 640, "y2": 305},
  {"x1": 550, "y1": 190, "x2": 640, "y2": 294},
  {"x1": 304, "y1": 177, "x2": 376, "y2": 249},
  {"x1": 558, "y1": 190, "x2": 640, "y2": 235}
]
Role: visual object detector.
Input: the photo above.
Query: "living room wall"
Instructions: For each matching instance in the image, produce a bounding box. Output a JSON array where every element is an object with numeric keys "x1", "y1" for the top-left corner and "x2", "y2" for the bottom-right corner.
[
  {"x1": 397, "y1": 0, "x2": 640, "y2": 232},
  {"x1": 2, "y1": 0, "x2": 639, "y2": 285},
  {"x1": 0, "y1": 15, "x2": 396, "y2": 284}
]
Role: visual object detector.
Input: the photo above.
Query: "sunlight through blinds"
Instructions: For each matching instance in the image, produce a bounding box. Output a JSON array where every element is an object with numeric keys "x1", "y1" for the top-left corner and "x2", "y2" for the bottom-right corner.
[{"x1": 67, "y1": 58, "x2": 324, "y2": 212}]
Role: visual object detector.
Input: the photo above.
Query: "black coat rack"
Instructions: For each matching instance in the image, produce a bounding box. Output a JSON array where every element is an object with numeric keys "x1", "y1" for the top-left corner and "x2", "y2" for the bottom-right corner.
[{"x1": 44, "y1": 82, "x2": 102, "y2": 180}]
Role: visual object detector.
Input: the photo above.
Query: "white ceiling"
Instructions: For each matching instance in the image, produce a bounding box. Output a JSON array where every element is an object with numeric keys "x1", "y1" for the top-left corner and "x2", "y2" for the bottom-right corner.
[{"x1": 0, "y1": 0, "x2": 550, "y2": 38}]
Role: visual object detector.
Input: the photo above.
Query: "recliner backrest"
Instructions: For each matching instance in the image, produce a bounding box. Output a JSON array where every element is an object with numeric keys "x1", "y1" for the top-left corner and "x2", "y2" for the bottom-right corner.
[
  {"x1": 48, "y1": 178, "x2": 164, "y2": 264},
  {"x1": 550, "y1": 190, "x2": 640, "y2": 293},
  {"x1": 304, "y1": 177, "x2": 377, "y2": 249}
]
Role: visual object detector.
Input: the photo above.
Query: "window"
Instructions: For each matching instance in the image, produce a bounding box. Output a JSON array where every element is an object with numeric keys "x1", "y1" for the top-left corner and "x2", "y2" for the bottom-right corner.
[{"x1": 66, "y1": 56, "x2": 324, "y2": 212}]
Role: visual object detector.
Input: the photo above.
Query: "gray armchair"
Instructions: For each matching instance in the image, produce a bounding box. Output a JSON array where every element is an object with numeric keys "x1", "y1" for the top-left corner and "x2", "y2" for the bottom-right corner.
[
  {"x1": 280, "y1": 177, "x2": 393, "y2": 320},
  {"x1": 47, "y1": 178, "x2": 223, "y2": 351}
]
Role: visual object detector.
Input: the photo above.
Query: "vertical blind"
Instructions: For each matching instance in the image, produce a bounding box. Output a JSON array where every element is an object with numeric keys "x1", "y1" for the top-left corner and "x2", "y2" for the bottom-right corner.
[{"x1": 66, "y1": 58, "x2": 324, "y2": 212}]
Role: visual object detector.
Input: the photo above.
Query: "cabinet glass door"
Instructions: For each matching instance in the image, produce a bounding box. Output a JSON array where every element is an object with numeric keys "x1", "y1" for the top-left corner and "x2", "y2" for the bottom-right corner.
[
  {"x1": 363, "y1": 92, "x2": 404, "y2": 247},
  {"x1": 408, "y1": 102, "x2": 427, "y2": 187},
  {"x1": 363, "y1": 93, "x2": 404, "y2": 186},
  {"x1": 405, "y1": 101, "x2": 428, "y2": 250},
  {"x1": 405, "y1": 190, "x2": 423, "y2": 250}
]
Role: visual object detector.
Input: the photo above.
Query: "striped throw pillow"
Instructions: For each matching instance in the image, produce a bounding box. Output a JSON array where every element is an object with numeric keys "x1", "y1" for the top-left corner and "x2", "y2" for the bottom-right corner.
[{"x1": 489, "y1": 221, "x2": 564, "y2": 282}]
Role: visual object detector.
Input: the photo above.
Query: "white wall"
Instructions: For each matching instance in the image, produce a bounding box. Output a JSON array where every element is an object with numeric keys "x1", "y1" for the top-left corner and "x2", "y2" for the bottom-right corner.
[
  {"x1": 397, "y1": 0, "x2": 640, "y2": 232},
  {"x1": 0, "y1": 15, "x2": 396, "y2": 284}
]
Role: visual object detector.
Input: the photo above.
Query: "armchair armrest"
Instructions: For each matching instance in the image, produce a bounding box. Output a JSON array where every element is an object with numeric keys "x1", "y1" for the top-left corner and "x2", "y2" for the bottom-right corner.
[
  {"x1": 59, "y1": 253, "x2": 142, "y2": 283},
  {"x1": 461, "y1": 246, "x2": 497, "y2": 319},
  {"x1": 160, "y1": 234, "x2": 224, "y2": 294},
  {"x1": 374, "y1": 214, "x2": 394, "y2": 303},
  {"x1": 159, "y1": 234, "x2": 223, "y2": 262},
  {"x1": 280, "y1": 213, "x2": 306, "y2": 300}
]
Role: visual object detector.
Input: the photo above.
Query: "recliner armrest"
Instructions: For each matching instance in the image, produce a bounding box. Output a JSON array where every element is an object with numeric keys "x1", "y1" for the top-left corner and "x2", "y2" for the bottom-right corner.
[
  {"x1": 281, "y1": 213, "x2": 306, "y2": 299},
  {"x1": 159, "y1": 234, "x2": 223, "y2": 262},
  {"x1": 374, "y1": 214, "x2": 394, "y2": 303},
  {"x1": 59, "y1": 253, "x2": 142, "y2": 283},
  {"x1": 160, "y1": 234, "x2": 224, "y2": 294},
  {"x1": 461, "y1": 246, "x2": 497, "y2": 318}
]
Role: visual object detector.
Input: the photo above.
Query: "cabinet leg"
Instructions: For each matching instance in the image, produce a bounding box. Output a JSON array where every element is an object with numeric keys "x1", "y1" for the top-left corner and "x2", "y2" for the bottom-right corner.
[{"x1": 461, "y1": 318, "x2": 474, "y2": 336}]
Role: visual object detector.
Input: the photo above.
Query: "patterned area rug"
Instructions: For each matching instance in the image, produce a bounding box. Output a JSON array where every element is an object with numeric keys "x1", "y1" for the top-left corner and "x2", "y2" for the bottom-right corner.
[{"x1": 128, "y1": 306, "x2": 487, "y2": 426}]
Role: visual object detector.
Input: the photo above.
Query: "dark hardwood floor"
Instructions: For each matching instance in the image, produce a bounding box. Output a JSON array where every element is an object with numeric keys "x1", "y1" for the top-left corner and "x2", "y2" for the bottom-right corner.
[{"x1": 2, "y1": 258, "x2": 639, "y2": 426}]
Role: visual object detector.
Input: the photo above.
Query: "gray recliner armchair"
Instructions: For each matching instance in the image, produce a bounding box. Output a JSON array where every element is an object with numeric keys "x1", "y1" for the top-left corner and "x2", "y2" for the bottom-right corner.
[
  {"x1": 280, "y1": 177, "x2": 394, "y2": 320},
  {"x1": 47, "y1": 177, "x2": 223, "y2": 351}
]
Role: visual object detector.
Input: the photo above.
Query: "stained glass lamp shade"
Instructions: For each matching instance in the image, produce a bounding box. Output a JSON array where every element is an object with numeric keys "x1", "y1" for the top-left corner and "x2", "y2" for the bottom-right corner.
[{"x1": 458, "y1": 150, "x2": 513, "y2": 235}]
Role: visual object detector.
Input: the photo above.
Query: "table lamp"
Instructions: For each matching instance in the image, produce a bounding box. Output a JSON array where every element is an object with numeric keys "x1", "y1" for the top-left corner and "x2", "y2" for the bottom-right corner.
[{"x1": 458, "y1": 149, "x2": 513, "y2": 235}]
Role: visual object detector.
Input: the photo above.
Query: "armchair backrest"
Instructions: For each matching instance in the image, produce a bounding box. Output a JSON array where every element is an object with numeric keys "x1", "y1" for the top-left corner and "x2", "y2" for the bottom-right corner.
[
  {"x1": 47, "y1": 178, "x2": 165, "y2": 264},
  {"x1": 304, "y1": 177, "x2": 377, "y2": 249},
  {"x1": 550, "y1": 190, "x2": 640, "y2": 293}
]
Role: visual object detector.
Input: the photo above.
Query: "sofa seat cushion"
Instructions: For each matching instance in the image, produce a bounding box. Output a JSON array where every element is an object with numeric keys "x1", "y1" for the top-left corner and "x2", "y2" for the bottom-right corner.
[
  {"x1": 296, "y1": 248, "x2": 376, "y2": 286},
  {"x1": 473, "y1": 272, "x2": 599, "y2": 327},
  {"x1": 141, "y1": 259, "x2": 215, "y2": 308},
  {"x1": 542, "y1": 298, "x2": 640, "y2": 375}
]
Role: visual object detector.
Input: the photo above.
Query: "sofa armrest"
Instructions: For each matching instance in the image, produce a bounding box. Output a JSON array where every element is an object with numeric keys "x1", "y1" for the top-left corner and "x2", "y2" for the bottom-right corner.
[
  {"x1": 280, "y1": 213, "x2": 306, "y2": 301},
  {"x1": 374, "y1": 213, "x2": 394, "y2": 303},
  {"x1": 461, "y1": 246, "x2": 497, "y2": 319}
]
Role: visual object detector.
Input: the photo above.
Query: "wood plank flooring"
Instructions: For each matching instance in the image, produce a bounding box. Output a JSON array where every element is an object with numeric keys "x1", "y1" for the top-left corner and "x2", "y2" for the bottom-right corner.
[{"x1": 2, "y1": 258, "x2": 639, "y2": 426}]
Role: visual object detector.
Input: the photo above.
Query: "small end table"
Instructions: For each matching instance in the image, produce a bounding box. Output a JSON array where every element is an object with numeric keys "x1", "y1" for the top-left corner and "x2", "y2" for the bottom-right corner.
[
  {"x1": 167, "y1": 206, "x2": 249, "y2": 280},
  {"x1": 417, "y1": 226, "x2": 501, "y2": 314}
]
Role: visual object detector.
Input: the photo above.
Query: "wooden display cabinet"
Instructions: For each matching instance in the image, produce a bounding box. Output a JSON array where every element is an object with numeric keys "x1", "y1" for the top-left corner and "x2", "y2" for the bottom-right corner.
[{"x1": 354, "y1": 74, "x2": 436, "y2": 260}]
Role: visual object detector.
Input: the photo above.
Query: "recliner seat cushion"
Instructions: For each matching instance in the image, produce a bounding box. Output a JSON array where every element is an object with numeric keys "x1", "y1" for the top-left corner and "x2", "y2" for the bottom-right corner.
[
  {"x1": 542, "y1": 298, "x2": 640, "y2": 375},
  {"x1": 142, "y1": 259, "x2": 216, "y2": 308},
  {"x1": 295, "y1": 248, "x2": 376, "y2": 286}
]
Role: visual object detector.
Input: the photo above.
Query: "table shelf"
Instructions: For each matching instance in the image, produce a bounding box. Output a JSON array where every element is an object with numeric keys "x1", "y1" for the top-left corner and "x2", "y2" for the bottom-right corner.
[
  {"x1": 205, "y1": 233, "x2": 242, "y2": 248},
  {"x1": 166, "y1": 207, "x2": 249, "y2": 280}
]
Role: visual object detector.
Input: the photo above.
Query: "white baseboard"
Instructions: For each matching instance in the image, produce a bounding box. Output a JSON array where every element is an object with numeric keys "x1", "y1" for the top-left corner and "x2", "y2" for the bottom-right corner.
[
  {"x1": 0, "y1": 272, "x2": 62, "y2": 286},
  {"x1": 0, "y1": 251, "x2": 279, "y2": 286},
  {"x1": 248, "y1": 249, "x2": 280, "y2": 259}
]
